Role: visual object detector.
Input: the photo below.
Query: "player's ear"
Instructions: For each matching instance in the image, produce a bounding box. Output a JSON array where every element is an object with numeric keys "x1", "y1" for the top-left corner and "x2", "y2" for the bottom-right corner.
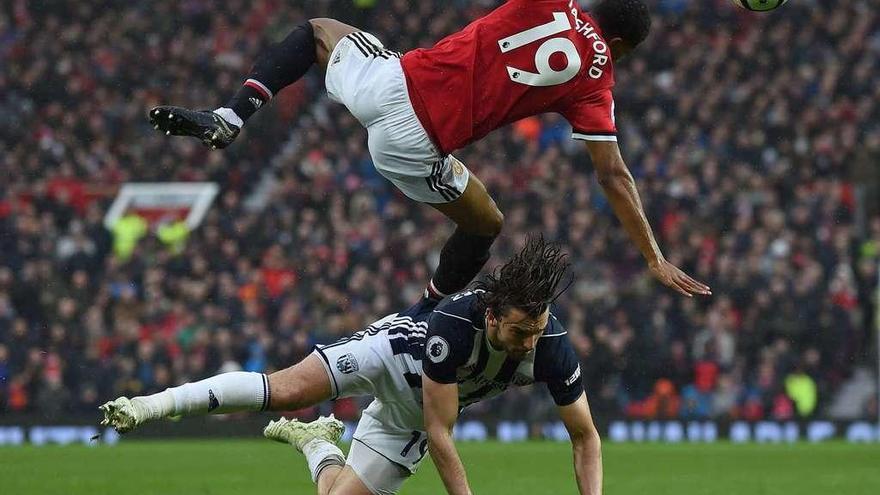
[
  {"x1": 608, "y1": 37, "x2": 634, "y2": 60},
  {"x1": 485, "y1": 308, "x2": 498, "y2": 327}
]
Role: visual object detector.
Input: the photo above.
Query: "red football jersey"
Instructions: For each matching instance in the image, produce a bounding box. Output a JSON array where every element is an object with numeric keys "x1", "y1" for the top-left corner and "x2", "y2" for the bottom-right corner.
[{"x1": 401, "y1": 0, "x2": 618, "y2": 155}]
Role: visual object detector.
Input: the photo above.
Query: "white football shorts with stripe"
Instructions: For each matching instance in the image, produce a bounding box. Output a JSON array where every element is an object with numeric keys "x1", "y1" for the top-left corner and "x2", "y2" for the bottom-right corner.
[
  {"x1": 324, "y1": 31, "x2": 469, "y2": 204},
  {"x1": 312, "y1": 312, "x2": 430, "y2": 475}
]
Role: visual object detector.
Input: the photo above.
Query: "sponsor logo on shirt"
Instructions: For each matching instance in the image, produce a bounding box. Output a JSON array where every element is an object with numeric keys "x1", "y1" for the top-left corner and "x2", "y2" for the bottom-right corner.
[{"x1": 564, "y1": 364, "x2": 582, "y2": 386}]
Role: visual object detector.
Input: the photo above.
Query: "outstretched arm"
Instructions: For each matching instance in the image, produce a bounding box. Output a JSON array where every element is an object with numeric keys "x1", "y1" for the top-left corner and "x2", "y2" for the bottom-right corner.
[
  {"x1": 584, "y1": 140, "x2": 711, "y2": 297},
  {"x1": 423, "y1": 375, "x2": 472, "y2": 495},
  {"x1": 558, "y1": 392, "x2": 603, "y2": 495}
]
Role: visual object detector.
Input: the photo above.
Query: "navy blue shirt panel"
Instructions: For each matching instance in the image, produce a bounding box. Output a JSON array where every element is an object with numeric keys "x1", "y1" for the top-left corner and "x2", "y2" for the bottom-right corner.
[
  {"x1": 534, "y1": 315, "x2": 583, "y2": 406},
  {"x1": 422, "y1": 292, "x2": 480, "y2": 384}
]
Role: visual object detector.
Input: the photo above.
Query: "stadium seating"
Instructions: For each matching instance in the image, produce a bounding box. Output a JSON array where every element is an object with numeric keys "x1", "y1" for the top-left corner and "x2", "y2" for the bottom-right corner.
[{"x1": 0, "y1": 0, "x2": 878, "y2": 422}]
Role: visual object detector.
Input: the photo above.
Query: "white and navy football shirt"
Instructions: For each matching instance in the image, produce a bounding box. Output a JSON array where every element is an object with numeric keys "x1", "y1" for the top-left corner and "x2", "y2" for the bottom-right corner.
[{"x1": 411, "y1": 290, "x2": 584, "y2": 408}]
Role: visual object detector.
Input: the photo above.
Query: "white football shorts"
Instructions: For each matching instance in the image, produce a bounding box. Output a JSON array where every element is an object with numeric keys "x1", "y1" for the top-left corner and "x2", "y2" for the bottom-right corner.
[
  {"x1": 312, "y1": 314, "x2": 430, "y2": 493},
  {"x1": 325, "y1": 31, "x2": 469, "y2": 204}
]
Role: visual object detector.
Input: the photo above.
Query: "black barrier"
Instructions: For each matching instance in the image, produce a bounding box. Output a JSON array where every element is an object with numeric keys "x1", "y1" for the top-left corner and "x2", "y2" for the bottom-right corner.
[{"x1": 0, "y1": 414, "x2": 878, "y2": 446}]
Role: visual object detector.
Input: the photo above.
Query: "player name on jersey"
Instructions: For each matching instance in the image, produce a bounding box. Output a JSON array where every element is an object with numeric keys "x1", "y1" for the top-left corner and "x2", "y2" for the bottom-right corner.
[{"x1": 565, "y1": 1, "x2": 611, "y2": 79}]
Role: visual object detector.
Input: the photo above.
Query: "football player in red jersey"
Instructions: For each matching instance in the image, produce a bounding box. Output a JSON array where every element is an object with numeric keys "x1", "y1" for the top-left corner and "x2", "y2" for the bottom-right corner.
[{"x1": 150, "y1": 0, "x2": 711, "y2": 301}]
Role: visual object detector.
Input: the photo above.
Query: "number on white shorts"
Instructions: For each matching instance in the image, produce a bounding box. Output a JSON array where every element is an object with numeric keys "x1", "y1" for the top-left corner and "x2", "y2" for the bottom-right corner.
[{"x1": 400, "y1": 431, "x2": 429, "y2": 462}]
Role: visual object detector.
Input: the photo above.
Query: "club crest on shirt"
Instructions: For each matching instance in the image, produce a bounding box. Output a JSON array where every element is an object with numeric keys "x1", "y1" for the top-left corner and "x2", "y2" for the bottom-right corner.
[
  {"x1": 336, "y1": 353, "x2": 359, "y2": 374},
  {"x1": 426, "y1": 335, "x2": 450, "y2": 363}
]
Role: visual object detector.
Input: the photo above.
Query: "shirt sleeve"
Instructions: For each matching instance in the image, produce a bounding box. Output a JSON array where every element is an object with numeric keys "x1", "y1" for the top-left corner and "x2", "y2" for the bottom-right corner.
[
  {"x1": 422, "y1": 310, "x2": 475, "y2": 384},
  {"x1": 561, "y1": 88, "x2": 618, "y2": 143},
  {"x1": 535, "y1": 317, "x2": 584, "y2": 406}
]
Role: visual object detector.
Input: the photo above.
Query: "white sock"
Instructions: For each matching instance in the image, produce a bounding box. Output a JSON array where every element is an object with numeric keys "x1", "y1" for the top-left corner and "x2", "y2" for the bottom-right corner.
[
  {"x1": 213, "y1": 107, "x2": 244, "y2": 128},
  {"x1": 132, "y1": 372, "x2": 269, "y2": 420},
  {"x1": 302, "y1": 439, "x2": 345, "y2": 483},
  {"x1": 131, "y1": 390, "x2": 175, "y2": 421}
]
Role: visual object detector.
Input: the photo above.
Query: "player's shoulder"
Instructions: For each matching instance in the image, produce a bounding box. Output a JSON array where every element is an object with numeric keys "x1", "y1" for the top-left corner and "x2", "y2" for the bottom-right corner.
[
  {"x1": 424, "y1": 291, "x2": 482, "y2": 368},
  {"x1": 502, "y1": 0, "x2": 572, "y2": 12},
  {"x1": 535, "y1": 313, "x2": 572, "y2": 355},
  {"x1": 537, "y1": 313, "x2": 568, "y2": 344},
  {"x1": 484, "y1": 0, "x2": 580, "y2": 32},
  {"x1": 398, "y1": 296, "x2": 441, "y2": 320},
  {"x1": 427, "y1": 290, "x2": 484, "y2": 340},
  {"x1": 533, "y1": 312, "x2": 578, "y2": 380},
  {"x1": 431, "y1": 290, "x2": 483, "y2": 325},
  {"x1": 542, "y1": 312, "x2": 567, "y2": 337}
]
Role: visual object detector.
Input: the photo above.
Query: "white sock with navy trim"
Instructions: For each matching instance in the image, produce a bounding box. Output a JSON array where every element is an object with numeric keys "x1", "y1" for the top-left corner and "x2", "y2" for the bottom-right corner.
[
  {"x1": 302, "y1": 438, "x2": 345, "y2": 483},
  {"x1": 132, "y1": 371, "x2": 269, "y2": 420}
]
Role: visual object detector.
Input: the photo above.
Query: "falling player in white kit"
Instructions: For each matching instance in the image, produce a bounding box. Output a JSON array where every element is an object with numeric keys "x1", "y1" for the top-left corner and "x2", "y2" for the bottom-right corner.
[{"x1": 100, "y1": 237, "x2": 603, "y2": 494}]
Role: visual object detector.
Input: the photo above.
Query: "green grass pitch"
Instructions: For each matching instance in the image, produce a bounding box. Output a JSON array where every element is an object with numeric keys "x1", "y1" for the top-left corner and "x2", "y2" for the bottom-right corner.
[{"x1": 1, "y1": 440, "x2": 878, "y2": 494}]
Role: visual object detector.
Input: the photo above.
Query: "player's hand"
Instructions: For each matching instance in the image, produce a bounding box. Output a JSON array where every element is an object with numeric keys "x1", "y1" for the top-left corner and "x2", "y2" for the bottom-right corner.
[{"x1": 648, "y1": 259, "x2": 712, "y2": 297}]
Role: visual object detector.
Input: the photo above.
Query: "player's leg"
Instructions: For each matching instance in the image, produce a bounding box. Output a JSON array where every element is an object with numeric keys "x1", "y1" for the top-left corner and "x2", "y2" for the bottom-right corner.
[
  {"x1": 350, "y1": 47, "x2": 503, "y2": 298},
  {"x1": 309, "y1": 18, "x2": 360, "y2": 71},
  {"x1": 340, "y1": 441, "x2": 414, "y2": 495},
  {"x1": 321, "y1": 466, "x2": 374, "y2": 495},
  {"x1": 380, "y1": 159, "x2": 503, "y2": 299},
  {"x1": 266, "y1": 417, "x2": 415, "y2": 495},
  {"x1": 101, "y1": 311, "x2": 405, "y2": 433},
  {"x1": 149, "y1": 18, "x2": 358, "y2": 148},
  {"x1": 265, "y1": 354, "x2": 333, "y2": 410},
  {"x1": 366, "y1": 132, "x2": 502, "y2": 298},
  {"x1": 264, "y1": 325, "x2": 412, "y2": 494},
  {"x1": 282, "y1": 461, "x2": 374, "y2": 495},
  {"x1": 101, "y1": 354, "x2": 332, "y2": 433},
  {"x1": 264, "y1": 415, "x2": 350, "y2": 494},
  {"x1": 218, "y1": 17, "x2": 357, "y2": 121},
  {"x1": 426, "y1": 167, "x2": 503, "y2": 298}
]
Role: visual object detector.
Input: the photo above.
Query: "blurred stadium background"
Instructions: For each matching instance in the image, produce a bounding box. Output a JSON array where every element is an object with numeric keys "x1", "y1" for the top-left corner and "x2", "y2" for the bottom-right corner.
[{"x1": 1, "y1": 0, "x2": 880, "y2": 465}]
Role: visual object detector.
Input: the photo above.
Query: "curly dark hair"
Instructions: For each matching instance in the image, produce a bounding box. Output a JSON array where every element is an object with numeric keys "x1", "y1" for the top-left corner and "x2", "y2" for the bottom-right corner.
[
  {"x1": 473, "y1": 235, "x2": 572, "y2": 319},
  {"x1": 592, "y1": 0, "x2": 652, "y2": 49}
]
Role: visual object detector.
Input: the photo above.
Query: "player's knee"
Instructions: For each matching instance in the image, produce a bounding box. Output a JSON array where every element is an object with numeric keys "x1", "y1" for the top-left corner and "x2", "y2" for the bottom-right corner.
[
  {"x1": 327, "y1": 484, "x2": 347, "y2": 495},
  {"x1": 460, "y1": 206, "x2": 502, "y2": 238},
  {"x1": 308, "y1": 18, "x2": 351, "y2": 44},
  {"x1": 481, "y1": 207, "x2": 504, "y2": 237},
  {"x1": 308, "y1": 18, "x2": 358, "y2": 64},
  {"x1": 308, "y1": 18, "x2": 337, "y2": 33},
  {"x1": 308, "y1": 18, "x2": 334, "y2": 46},
  {"x1": 266, "y1": 355, "x2": 333, "y2": 410},
  {"x1": 266, "y1": 370, "x2": 308, "y2": 410}
]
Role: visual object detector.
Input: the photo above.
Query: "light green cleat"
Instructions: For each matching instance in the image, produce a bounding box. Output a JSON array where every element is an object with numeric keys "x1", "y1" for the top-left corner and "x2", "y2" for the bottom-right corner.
[
  {"x1": 263, "y1": 415, "x2": 345, "y2": 452},
  {"x1": 99, "y1": 397, "x2": 145, "y2": 434}
]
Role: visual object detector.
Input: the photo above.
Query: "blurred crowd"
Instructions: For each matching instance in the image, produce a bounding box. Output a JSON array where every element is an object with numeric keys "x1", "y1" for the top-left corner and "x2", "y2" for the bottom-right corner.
[{"x1": 1, "y1": 0, "x2": 879, "y2": 425}]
